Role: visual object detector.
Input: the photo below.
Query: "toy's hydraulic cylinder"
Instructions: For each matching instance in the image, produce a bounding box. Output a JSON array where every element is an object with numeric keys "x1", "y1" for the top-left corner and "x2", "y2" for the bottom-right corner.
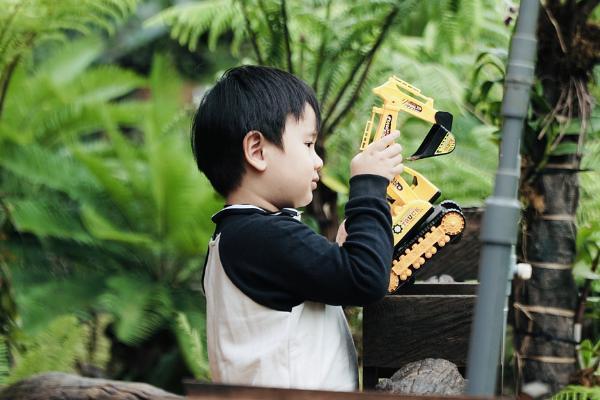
[
  {"x1": 361, "y1": 106, "x2": 399, "y2": 150},
  {"x1": 465, "y1": 0, "x2": 540, "y2": 395}
]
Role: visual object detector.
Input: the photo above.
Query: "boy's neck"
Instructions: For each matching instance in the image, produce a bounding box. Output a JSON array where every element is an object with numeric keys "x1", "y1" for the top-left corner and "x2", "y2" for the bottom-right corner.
[{"x1": 226, "y1": 187, "x2": 280, "y2": 213}]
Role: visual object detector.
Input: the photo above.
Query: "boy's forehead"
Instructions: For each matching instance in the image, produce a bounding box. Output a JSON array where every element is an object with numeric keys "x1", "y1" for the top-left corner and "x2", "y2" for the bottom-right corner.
[{"x1": 287, "y1": 104, "x2": 318, "y2": 134}]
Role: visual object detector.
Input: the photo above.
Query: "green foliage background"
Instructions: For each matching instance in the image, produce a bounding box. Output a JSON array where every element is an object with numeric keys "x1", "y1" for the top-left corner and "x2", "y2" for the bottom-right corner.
[{"x1": 0, "y1": 0, "x2": 597, "y2": 395}]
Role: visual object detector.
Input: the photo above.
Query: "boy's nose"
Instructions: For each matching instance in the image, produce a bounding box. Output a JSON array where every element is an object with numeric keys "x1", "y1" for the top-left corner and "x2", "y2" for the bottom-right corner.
[{"x1": 314, "y1": 154, "x2": 324, "y2": 171}]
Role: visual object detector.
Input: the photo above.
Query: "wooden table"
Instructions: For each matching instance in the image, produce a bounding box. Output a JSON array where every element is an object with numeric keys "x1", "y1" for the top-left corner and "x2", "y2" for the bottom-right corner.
[
  {"x1": 185, "y1": 381, "x2": 498, "y2": 400},
  {"x1": 363, "y1": 283, "x2": 479, "y2": 388}
]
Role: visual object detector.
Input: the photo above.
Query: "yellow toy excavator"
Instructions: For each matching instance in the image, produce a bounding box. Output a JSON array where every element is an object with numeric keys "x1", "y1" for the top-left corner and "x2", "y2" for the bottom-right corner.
[{"x1": 361, "y1": 76, "x2": 466, "y2": 293}]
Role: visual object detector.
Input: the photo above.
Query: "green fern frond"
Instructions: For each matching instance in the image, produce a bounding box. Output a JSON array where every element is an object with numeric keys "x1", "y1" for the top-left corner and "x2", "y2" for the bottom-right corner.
[
  {"x1": 384, "y1": 51, "x2": 465, "y2": 112},
  {"x1": 456, "y1": 0, "x2": 481, "y2": 39},
  {"x1": 34, "y1": 36, "x2": 104, "y2": 85},
  {"x1": 2, "y1": 54, "x2": 219, "y2": 280},
  {"x1": 99, "y1": 275, "x2": 173, "y2": 345},
  {"x1": 0, "y1": 41, "x2": 145, "y2": 147},
  {"x1": 84, "y1": 313, "x2": 112, "y2": 370},
  {"x1": 478, "y1": 7, "x2": 511, "y2": 46},
  {"x1": 7, "y1": 315, "x2": 87, "y2": 385},
  {"x1": 0, "y1": 143, "x2": 100, "y2": 203},
  {"x1": 80, "y1": 203, "x2": 154, "y2": 247},
  {"x1": 0, "y1": 67, "x2": 59, "y2": 144},
  {"x1": 39, "y1": 102, "x2": 143, "y2": 145},
  {"x1": 147, "y1": 54, "x2": 184, "y2": 131},
  {"x1": 145, "y1": 0, "x2": 236, "y2": 52},
  {"x1": 579, "y1": 134, "x2": 600, "y2": 226},
  {"x1": 319, "y1": 61, "x2": 350, "y2": 109},
  {"x1": 73, "y1": 150, "x2": 138, "y2": 221},
  {"x1": 341, "y1": 0, "x2": 402, "y2": 23},
  {"x1": 0, "y1": 0, "x2": 139, "y2": 76},
  {"x1": 553, "y1": 385, "x2": 600, "y2": 400},
  {"x1": 88, "y1": 0, "x2": 138, "y2": 23},
  {"x1": 208, "y1": 6, "x2": 238, "y2": 52},
  {"x1": 7, "y1": 197, "x2": 94, "y2": 244},
  {"x1": 71, "y1": 65, "x2": 145, "y2": 104},
  {"x1": 12, "y1": 269, "x2": 107, "y2": 334},
  {"x1": 104, "y1": 101, "x2": 151, "y2": 127},
  {"x1": 173, "y1": 312, "x2": 209, "y2": 380},
  {"x1": 97, "y1": 105, "x2": 143, "y2": 185},
  {"x1": 0, "y1": 337, "x2": 9, "y2": 386},
  {"x1": 438, "y1": 4, "x2": 459, "y2": 55}
]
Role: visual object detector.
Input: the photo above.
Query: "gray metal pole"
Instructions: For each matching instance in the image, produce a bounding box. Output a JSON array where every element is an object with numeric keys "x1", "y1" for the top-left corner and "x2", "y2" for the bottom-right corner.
[{"x1": 465, "y1": 0, "x2": 540, "y2": 395}]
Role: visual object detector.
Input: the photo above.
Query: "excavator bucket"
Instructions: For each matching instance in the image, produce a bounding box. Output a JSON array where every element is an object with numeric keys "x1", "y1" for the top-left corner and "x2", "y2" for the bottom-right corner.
[{"x1": 409, "y1": 111, "x2": 455, "y2": 161}]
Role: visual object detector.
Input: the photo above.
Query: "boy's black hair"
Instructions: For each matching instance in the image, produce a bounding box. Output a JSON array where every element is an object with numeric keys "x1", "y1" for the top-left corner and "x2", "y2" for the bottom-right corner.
[{"x1": 191, "y1": 65, "x2": 321, "y2": 197}]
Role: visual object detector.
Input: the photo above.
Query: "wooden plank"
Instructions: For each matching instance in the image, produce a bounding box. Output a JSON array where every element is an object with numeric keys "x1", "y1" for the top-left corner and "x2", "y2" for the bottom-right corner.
[
  {"x1": 184, "y1": 381, "x2": 498, "y2": 400},
  {"x1": 363, "y1": 366, "x2": 379, "y2": 389},
  {"x1": 396, "y1": 283, "x2": 477, "y2": 295},
  {"x1": 363, "y1": 292, "x2": 476, "y2": 371}
]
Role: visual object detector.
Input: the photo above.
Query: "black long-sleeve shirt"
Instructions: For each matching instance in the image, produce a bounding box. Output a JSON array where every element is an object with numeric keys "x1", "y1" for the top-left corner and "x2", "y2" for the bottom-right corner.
[{"x1": 205, "y1": 174, "x2": 393, "y2": 311}]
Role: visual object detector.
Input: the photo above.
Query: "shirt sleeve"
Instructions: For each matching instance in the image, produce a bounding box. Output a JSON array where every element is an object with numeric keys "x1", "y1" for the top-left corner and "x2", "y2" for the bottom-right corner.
[{"x1": 218, "y1": 174, "x2": 393, "y2": 311}]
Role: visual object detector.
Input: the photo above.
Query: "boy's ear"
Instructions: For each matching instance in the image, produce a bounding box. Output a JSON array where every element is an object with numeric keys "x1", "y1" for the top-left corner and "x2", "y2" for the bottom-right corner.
[{"x1": 242, "y1": 130, "x2": 268, "y2": 172}]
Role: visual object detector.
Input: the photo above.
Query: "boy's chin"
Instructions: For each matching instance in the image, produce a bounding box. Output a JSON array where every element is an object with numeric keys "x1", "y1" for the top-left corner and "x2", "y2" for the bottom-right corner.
[{"x1": 294, "y1": 193, "x2": 313, "y2": 209}]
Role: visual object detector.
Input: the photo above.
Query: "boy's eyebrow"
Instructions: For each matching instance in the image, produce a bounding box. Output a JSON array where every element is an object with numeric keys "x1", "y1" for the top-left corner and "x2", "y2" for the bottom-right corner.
[{"x1": 307, "y1": 131, "x2": 318, "y2": 138}]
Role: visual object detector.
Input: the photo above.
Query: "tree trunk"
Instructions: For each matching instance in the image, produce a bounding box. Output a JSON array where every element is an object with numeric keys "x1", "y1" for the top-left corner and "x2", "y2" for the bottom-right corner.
[
  {"x1": 515, "y1": 164, "x2": 579, "y2": 392},
  {"x1": 0, "y1": 372, "x2": 182, "y2": 400},
  {"x1": 514, "y1": 0, "x2": 600, "y2": 390}
]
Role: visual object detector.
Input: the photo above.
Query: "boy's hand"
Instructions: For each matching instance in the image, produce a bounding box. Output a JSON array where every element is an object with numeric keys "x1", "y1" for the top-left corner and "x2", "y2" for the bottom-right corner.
[{"x1": 350, "y1": 130, "x2": 403, "y2": 180}]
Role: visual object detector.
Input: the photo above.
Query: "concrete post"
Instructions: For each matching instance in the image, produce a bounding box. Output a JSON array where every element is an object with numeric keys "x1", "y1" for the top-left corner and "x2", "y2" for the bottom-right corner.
[{"x1": 465, "y1": 0, "x2": 540, "y2": 395}]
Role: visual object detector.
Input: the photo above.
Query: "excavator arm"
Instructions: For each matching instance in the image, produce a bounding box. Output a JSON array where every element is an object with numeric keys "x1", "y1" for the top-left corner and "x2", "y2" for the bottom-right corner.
[
  {"x1": 361, "y1": 76, "x2": 466, "y2": 293},
  {"x1": 360, "y1": 76, "x2": 456, "y2": 160}
]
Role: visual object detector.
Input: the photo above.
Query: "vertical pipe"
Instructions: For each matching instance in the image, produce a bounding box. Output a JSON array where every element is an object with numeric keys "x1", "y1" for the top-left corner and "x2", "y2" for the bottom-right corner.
[{"x1": 465, "y1": 0, "x2": 540, "y2": 395}]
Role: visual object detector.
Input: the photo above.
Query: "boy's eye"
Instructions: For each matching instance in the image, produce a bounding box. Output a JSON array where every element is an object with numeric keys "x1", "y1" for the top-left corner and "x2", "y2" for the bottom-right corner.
[{"x1": 305, "y1": 142, "x2": 314, "y2": 148}]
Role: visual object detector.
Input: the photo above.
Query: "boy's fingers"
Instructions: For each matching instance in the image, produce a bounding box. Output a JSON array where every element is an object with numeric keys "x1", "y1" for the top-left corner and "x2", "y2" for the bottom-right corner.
[
  {"x1": 371, "y1": 130, "x2": 400, "y2": 150},
  {"x1": 381, "y1": 143, "x2": 403, "y2": 157},
  {"x1": 392, "y1": 164, "x2": 405, "y2": 175},
  {"x1": 390, "y1": 154, "x2": 403, "y2": 165}
]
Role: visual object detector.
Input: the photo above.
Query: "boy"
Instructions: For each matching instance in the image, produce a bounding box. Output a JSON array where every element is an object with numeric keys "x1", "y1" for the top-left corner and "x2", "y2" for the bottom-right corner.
[{"x1": 192, "y1": 65, "x2": 403, "y2": 391}]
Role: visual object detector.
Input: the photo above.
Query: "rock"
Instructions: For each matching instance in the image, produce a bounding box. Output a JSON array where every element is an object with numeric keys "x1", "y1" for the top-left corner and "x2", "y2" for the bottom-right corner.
[
  {"x1": 375, "y1": 358, "x2": 465, "y2": 395},
  {"x1": 521, "y1": 381, "x2": 551, "y2": 400},
  {"x1": 423, "y1": 274, "x2": 456, "y2": 283}
]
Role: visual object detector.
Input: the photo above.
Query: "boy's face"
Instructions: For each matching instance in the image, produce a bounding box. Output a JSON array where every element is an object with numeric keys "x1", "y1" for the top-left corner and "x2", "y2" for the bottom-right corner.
[{"x1": 264, "y1": 104, "x2": 323, "y2": 209}]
